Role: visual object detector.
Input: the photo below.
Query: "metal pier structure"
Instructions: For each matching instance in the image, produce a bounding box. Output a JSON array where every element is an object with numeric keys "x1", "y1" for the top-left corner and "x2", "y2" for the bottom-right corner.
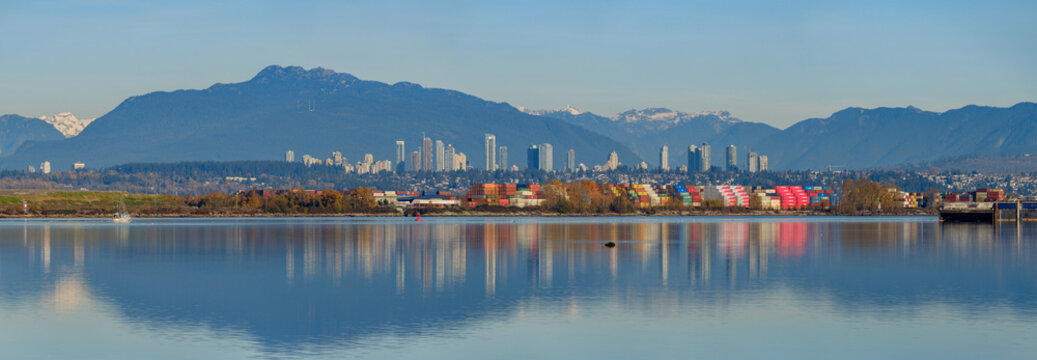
[{"x1": 939, "y1": 201, "x2": 1037, "y2": 223}]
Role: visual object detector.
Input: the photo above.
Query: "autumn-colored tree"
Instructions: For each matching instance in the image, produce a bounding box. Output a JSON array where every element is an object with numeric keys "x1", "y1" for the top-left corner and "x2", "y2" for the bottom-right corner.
[
  {"x1": 541, "y1": 179, "x2": 570, "y2": 212},
  {"x1": 748, "y1": 194, "x2": 763, "y2": 210},
  {"x1": 566, "y1": 180, "x2": 601, "y2": 213},
  {"x1": 836, "y1": 178, "x2": 902, "y2": 215},
  {"x1": 350, "y1": 187, "x2": 376, "y2": 209},
  {"x1": 319, "y1": 189, "x2": 346, "y2": 213}
]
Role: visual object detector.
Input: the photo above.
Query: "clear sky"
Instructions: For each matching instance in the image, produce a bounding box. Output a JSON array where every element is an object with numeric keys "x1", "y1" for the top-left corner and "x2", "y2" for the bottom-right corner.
[{"x1": 1, "y1": 0, "x2": 1035, "y2": 128}]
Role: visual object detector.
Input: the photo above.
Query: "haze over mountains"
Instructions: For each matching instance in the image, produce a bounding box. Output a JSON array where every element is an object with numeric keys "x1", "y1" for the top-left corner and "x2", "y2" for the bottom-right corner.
[
  {"x1": 0, "y1": 65, "x2": 1034, "y2": 172},
  {"x1": 531, "y1": 102, "x2": 1037, "y2": 170},
  {"x1": 38, "y1": 112, "x2": 96, "y2": 137},
  {"x1": 0, "y1": 66, "x2": 640, "y2": 170},
  {"x1": 527, "y1": 106, "x2": 780, "y2": 168},
  {"x1": 0, "y1": 115, "x2": 66, "y2": 157}
]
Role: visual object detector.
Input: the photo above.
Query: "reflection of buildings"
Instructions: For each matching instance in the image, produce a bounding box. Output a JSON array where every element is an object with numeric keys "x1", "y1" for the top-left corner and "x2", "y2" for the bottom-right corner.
[{"x1": 2, "y1": 219, "x2": 1034, "y2": 352}]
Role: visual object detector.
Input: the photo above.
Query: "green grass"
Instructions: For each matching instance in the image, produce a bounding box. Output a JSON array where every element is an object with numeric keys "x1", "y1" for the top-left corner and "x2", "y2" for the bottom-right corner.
[{"x1": 0, "y1": 189, "x2": 183, "y2": 215}]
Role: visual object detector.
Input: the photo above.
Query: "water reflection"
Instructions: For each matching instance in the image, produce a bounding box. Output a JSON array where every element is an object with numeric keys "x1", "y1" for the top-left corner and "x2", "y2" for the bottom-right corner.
[{"x1": 0, "y1": 218, "x2": 1035, "y2": 358}]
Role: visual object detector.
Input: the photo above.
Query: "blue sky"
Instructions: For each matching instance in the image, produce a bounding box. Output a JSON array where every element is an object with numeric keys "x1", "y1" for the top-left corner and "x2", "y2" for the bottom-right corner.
[{"x1": 1, "y1": 0, "x2": 1035, "y2": 128}]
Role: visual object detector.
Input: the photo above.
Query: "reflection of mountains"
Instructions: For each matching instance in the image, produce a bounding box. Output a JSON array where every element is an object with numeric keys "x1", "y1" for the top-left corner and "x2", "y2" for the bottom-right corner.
[{"x1": 1, "y1": 219, "x2": 1036, "y2": 349}]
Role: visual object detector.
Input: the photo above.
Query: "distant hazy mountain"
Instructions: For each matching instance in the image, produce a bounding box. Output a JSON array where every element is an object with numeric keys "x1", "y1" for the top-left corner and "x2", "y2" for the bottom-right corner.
[
  {"x1": 0, "y1": 66, "x2": 640, "y2": 170},
  {"x1": 38, "y1": 112, "x2": 96, "y2": 137},
  {"x1": 755, "y1": 103, "x2": 1037, "y2": 170},
  {"x1": 0, "y1": 115, "x2": 65, "y2": 158},
  {"x1": 895, "y1": 153, "x2": 1037, "y2": 174},
  {"x1": 532, "y1": 103, "x2": 1037, "y2": 170},
  {"x1": 527, "y1": 106, "x2": 780, "y2": 167}
]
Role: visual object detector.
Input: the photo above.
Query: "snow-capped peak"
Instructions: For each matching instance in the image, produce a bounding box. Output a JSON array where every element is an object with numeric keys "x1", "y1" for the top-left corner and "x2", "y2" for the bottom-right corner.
[
  {"x1": 37, "y1": 112, "x2": 96, "y2": 137},
  {"x1": 559, "y1": 104, "x2": 582, "y2": 115},
  {"x1": 519, "y1": 105, "x2": 584, "y2": 116},
  {"x1": 607, "y1": 108, "x2": 739, "y2": 132}
]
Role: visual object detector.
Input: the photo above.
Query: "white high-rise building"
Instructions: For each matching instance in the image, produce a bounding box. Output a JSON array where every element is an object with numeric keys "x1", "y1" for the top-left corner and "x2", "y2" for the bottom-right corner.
[
  {"x1": 395, "y1": 141, "x2": 405, "y2": 166},
  {"x1": 540, "y1": 143, "x2": 553, "y2": 171},
  {"x1": 485, "y1": 134, "x2": 497, "y2": 171},
  {"x1": 605, "y1": 151, "x2": 619, "y2": 171},
  {"x1": 422, "y1": 136, "x2": 433, "y2": 171},
  {"x1": 759, "y1": 155, "x2": 769, "y2": 171},
  {"x1": 498, "y1": 146, "x2": 508, "y2": 170},
  {"x1": 445, "y1": 144, "x2": 456, "y2": 171},
  {"x1": 40, "y1": 161, "x2": 51, "y2": 174},
  {"x1": 286, "y1": 150, "x2": 295, "y2": 163},
  {"x1": 726, "y1": 145, "x2": 737, "y2": 171},
  {"x1": 699, "y1": 143, "x2": 711, "y2": 171},
  {"x1": 410, "y1": 150, "x2": 421, "y2": 172},
  {"x1": 660, "y1": 145, "x2": 669, "y2": 171},
  {"x1": 687, "y1": 145, "x2": 698, "y2": 172},
  {"x1": 455, "y1": 152, "x2": 468, "y2": 171},
  {"x1": 566, "y1": 149, "x2": 576, "y2": 171},
  {"x1": 748, "y1": 152, "x2": 759, "y2": 173},
  {"x1": 332, "y1": 151, "x2": 344, "y2": 166},
  {"x1": 435, "y1": 140, "x2": 445, "y2": 172}
]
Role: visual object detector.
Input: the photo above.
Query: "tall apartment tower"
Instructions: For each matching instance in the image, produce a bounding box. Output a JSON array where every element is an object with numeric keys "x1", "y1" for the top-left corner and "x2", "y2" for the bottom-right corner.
[
  {"x1": 410, "y1": 150, "x2": 421, "y2": 172},
  {"x1": 498, "y1": 146, "x2": 508, "y2": 171},
  {"x1": 747, "y1": 152, "x2": 759, "y2": 173},
  {"x1": 540, "y1": 143, "x2": 553, "y2": 171},
  {"x1": 687, "y1": 145, "x2": 699, "y2": 172},
  {"x1": 759, "y1": 155, "x2": 769, "y2": 172},
  {"x1": 485, "y1": 134, "x2": 497, "y2": 171},
  {"x1": 726, "y1": 145, "x2": 737, "y2": 171},
  {"x1": 527, "y1": 145, "x2": 540, "y2": 170},
  {"x1": 285, "y1": 150, "x2": 295, "y2": 163},
  {"x1": 699, "y1": 143, "x2": 711, "y2": 171},
  {"x1": 566, "y1": 149, "x2": 576, "y2": 171},
  {"x1": 435, "y1": 140, "x2": 445, "y2": 171},
  {"x1": 422, "y1": 136, "x2": 434, "y2": 171},
  {"x1": 456, "y1": 152, "x2": 467, "y2": 171},
  {"x1": 606, "y1": 151, "x2": 619, "y2": 171},
  {"x1": 445, "y1": 144, "x2": 456, "y2": 171},
  {"x1": 659, "y1": 145, "x2": 669, "y2": 171},
  {"x1": 395, "y1": 141, "x2": 405, "y2": 166},
  {"x1": 41, "y1": 161, "x2": 51, "y2": 174}
]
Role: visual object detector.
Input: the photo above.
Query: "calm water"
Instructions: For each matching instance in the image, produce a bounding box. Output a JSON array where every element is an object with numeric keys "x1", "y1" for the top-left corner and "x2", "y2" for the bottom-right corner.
[{"x1": 1, "y1": 217, "x2": 1035, "y2": 359}]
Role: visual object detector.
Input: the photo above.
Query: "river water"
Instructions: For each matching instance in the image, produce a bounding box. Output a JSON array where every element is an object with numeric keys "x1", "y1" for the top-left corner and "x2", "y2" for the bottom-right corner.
[{"x1": 0, "y1": 217, "x2": 1034, "y2": 359}]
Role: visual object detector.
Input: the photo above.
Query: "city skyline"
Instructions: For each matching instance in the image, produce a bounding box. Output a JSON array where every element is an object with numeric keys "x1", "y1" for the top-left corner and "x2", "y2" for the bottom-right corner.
[{"x1": 282, "y1": 131, "x2": 773, "y2": 175}]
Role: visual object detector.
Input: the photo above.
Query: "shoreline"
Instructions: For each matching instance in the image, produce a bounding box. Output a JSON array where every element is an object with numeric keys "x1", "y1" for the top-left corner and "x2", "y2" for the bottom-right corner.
[{"x1": 0, "y1": 209, "x2": 937, "y2": 219}]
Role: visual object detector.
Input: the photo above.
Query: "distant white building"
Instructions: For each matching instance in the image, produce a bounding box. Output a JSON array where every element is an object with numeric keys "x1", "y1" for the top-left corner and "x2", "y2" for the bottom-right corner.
[
  {"x1": 604, "y1": 151, "x2": 619, "y2": 171},
  {"x1": 73, "y1": 162, "x2": 85, "y2": 170},
  {"x1": 286, "y1": 150, "x2": 295, "y2": 163},
  {"x1": 484, "y1": 134, "x2": 497, "y2": 171},
  {"x1": 659, "y1": 145, "x2": 669, "y2": 171},
  {"x1": 40, "y1": 161, "x2": 51, "y2": 174}
]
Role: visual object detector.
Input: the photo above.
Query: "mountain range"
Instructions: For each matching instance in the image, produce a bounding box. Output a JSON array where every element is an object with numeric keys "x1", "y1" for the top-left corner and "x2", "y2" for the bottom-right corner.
[
  {"x1": 1, "y1": 65, "x2": 1034, "y2": 172},
  {"x1": 531, "y1": 102, "x2": 1037, "y2": 170},
  {"x1": 527, "y1": 106, "x2": 780, "y2": 168},
  {"x1": 0, "y1": 115, "x2": 66, "y2": 158},
  {"x1": 38, "y1": 112, "x2": 96, "y2": 137},
  {"x1": 0, "y1": 66, "x2": 640, "y2": 170}
]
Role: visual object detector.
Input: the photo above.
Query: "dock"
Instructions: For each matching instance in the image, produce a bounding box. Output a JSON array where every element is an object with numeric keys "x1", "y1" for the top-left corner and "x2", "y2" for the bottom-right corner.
[{"x1": 939, "y1": 201, "x2": 1037, "y2": 223}]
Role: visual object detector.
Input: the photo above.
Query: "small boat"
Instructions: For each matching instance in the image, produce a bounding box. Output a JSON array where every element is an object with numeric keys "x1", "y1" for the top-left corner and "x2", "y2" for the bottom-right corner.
[{"x1": 113, "y1": 201, "x2": 132, "y2": 223}]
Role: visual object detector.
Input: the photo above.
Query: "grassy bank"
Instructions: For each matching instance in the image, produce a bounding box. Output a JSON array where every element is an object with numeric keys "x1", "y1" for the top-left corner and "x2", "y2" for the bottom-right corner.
[{"x1": 0, "y1": 189, "x2": 185, "y2": 216}]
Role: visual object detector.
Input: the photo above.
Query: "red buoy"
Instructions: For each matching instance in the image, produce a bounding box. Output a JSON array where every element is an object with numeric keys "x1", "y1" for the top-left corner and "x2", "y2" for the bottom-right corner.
[{"x1": 415, "y1": 211, "x2": 422, "y2": 222}]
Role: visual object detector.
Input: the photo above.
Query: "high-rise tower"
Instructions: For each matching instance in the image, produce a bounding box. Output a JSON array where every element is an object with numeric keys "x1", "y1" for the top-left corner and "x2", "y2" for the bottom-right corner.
[
  {"x1": 485, "y1": 134, "x2": 497, "y2": 171},
  {"x1": 660, "y1": 145, "x2": 669, "y2": 171}
]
